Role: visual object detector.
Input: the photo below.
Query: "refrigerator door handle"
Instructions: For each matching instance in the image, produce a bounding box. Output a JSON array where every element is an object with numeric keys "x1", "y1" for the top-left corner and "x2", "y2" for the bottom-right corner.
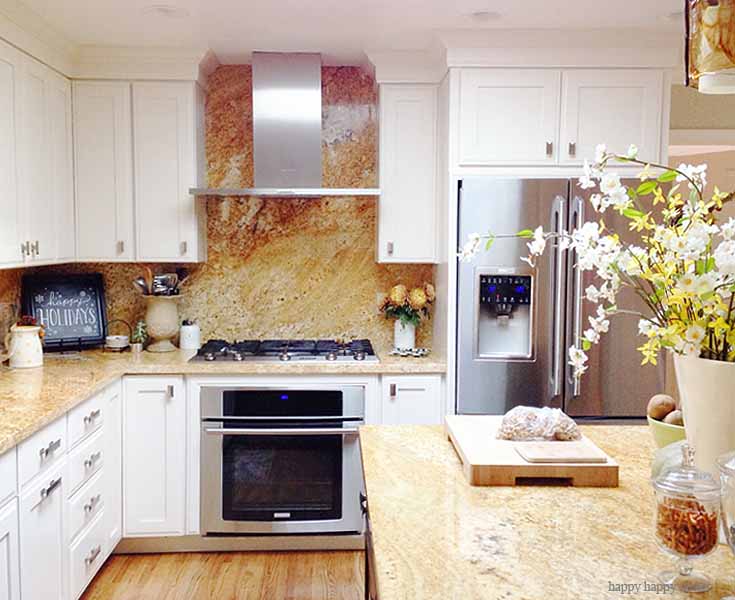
[
  {"x1": 550, "y1": 195, "x2": 566, "y2": 400},
  {"x1": 568, "y1": 195, "x2": 585, "y2": 398}
]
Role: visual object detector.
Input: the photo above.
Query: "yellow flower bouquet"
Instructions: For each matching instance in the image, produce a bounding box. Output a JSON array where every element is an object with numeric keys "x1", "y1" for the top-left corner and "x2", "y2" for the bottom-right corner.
[{"x1": 380, "y1": 283, "x2": 435, "y2": 327}]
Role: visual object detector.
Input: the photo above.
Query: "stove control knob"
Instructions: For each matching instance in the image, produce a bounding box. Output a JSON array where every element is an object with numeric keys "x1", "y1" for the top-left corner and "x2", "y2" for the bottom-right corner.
[
  {"x1": 204, "y1": 352, "x2": 216, "y2": 362},
  {"x1": 354, "y1": 351, "x2": 366, "y2": 361},
  {"x1": 326, "y1": 351, "x2": 337, "y2": 361},
  {"x1": 279, "y1": 351, "x2": 291, "y2": 362},
  {"x1": 232, "y1": 352, "x2": 244, "y2": 362}
]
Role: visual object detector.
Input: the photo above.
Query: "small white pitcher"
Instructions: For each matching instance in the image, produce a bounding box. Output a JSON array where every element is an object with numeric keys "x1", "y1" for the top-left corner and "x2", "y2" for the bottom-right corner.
[{"x1": 3, "y1": 325, "x2": 43, "y2": 369}]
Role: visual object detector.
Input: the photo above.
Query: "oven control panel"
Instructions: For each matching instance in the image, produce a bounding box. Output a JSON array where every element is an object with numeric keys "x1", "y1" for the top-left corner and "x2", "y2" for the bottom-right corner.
[{"x1": 479, "y1": 275, "x2": 532, "y2": 305}]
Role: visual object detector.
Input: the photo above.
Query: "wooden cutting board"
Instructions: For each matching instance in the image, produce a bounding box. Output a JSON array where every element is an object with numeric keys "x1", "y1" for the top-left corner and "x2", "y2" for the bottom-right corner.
[{"x1": 446, "y1": 415, "x2": 619, "y2": 487}]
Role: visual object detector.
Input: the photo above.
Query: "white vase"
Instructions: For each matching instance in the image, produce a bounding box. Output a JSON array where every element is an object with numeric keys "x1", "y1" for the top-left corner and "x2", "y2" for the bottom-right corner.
[
  {"x1": 674, "y1": 353, "x2": 735, "y2": 477},
  {"x1": 394, "y1": 320, "x2": 416, "y2": 350},
  {"x1": 144, "y1": 295, "x2": 181, "y2": 353}
]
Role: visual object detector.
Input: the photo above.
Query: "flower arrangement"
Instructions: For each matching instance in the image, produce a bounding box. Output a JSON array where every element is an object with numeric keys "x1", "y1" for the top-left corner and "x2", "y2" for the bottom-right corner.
[
  {"x1": 16, "y1": 315, "x2": 45, "y2": 339},
  {"x1": 380, "y1": 283, "x2": 435, "y2": 326},
  {"x1": 460, "y1": 143, "x2": 735, "y2": 379}
]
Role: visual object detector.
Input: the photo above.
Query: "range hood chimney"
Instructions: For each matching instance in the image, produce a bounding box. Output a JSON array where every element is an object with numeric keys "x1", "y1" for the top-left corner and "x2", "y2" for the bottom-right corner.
[{"x1": 190, "y1": 51, "x2": 380, "y2": 198}]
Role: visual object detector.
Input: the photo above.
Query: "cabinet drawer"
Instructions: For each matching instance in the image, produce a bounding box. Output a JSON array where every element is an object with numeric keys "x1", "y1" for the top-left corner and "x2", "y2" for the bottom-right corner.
[
  {"x1": 69, "y1": 509, "x2": 107, "y2": 600},
  {"x1": 68, "y1": 470, "x2": 105, "y2": 543},
  {"x1": 68, "y1": 391, "x2": 105, "y2": 448},
  {"x1": 68, "y1": 429, "x2": 104, "y2": 495},
  {"x1": 0, "y1": 447, "x2": 17, "y2": 506},
  {"x1": 18, "y1": 416, "x2": 66, "y2": 487}
]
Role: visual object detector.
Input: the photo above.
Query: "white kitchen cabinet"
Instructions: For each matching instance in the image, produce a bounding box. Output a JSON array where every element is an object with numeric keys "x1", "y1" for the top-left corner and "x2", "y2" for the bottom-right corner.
[
  {"x1": 458, "y1": 69, "x2": 561, "y2": 166},
  {"x1": 47, "y1": 71, "x2": 75, "y2": 262},
  {"x1": 132, "y1": 82, "x2": 206, "y2": 262},
  {"x1": 378, "y1": 84, "x2": 438, "y2": 263},
  {"x1": 559, "y1": 69, "x2": 663, "y2": 165},
  {"x1": 73, "y1": 81, "x2": 134, "y2": 261},
  {"x1": 0, "y1": 499, "x2": 20, "y2": 600},
  {"x1": 19, "y1": 461, "x2": 67, "y2": 600},
  {"x1": 123, "y1": 376, "x2": 186, "y2": 537},
  {"x1": 17, "y1": 56, "x2": 54, "y2": 263},
  {"x1": 381, "y1": 375, "x2": 443, "y2": 425},
  {"x1": 0, "y1": 42, "x2": 22, "y2": 267},
  {"x1": 103, "y1": 382, "x2": 122, "y2": 548}
]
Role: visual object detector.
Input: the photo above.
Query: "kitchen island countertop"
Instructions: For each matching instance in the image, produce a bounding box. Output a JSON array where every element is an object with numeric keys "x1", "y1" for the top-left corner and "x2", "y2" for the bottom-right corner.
[
  {"x1": 360, "y1": 424, "x2": 735, "y2": 600},
  {"x1": 0, "y1": 349, "x2": 445, "y2": 455}
]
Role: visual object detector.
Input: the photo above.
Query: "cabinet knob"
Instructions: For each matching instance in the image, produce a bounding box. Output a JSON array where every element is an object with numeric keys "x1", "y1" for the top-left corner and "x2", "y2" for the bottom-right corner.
[
  {"x1": 568, "y1": 141, "x2": 576, "y2": 158},
  {"x1": 389, "y1": 383, "x2": 397, "y2": 399},
  {"x1": 545, "y1": 141, "x2": 553, "y2": 157},
  {"x1": 116, "y1": 240, "x2": 125, "y2": 254},
  {"x1": 180, "y1": 241, "x2": 188, "y2": 256},
  {"x1": 386, "y1": 242, "x2": 394, "y2": 256}
]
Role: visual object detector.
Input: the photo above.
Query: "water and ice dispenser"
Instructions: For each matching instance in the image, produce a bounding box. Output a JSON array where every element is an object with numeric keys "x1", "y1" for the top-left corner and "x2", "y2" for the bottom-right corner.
[{"x1": 475, "y1": 269, "x2": 534, "y2": 360}]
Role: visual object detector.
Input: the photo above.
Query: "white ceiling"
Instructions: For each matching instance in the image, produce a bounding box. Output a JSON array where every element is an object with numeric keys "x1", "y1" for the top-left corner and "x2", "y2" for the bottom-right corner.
[{"x1": 21, "y1": 0, "x2": 684, "y2": 65}]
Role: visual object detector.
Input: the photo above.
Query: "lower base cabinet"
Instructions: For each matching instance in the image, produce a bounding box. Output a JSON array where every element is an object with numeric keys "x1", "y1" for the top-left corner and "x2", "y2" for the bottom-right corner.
[
  {"x1": 380, "y1": 375, "x2": 443, "y2": 425},
  {"x1": 0, "y1": 499, "x2": 20, "y2": 600},
  {"x1": 69, "y1": 510, "x2": 107, "y2": 599},
  {"x1": 19, "y1": 461, "x2": 67, "y2": 600}
]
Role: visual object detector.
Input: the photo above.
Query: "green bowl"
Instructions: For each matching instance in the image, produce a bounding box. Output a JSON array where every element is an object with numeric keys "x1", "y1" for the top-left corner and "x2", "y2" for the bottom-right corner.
[{"x1": 647, "y1": 415, "x2": 686, "y2": 448}]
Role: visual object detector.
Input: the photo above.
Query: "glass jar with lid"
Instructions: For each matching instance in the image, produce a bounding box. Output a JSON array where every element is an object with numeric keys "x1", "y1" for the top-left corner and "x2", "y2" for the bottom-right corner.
[{"x1": 652, "y1": 444, "x2": 720, "y2": 593}]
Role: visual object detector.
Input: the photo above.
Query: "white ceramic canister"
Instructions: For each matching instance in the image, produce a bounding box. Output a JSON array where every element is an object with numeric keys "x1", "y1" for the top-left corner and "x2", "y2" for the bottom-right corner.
[
  {"x1": 179, "y1": 321, "x2": 201, "y2": 350},
  {"x1": 4, "y1": 324, "x2": 43, "y2": 368}
]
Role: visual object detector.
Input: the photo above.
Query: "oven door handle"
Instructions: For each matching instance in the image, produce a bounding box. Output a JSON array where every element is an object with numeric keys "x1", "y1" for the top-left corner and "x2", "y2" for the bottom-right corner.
[{"x1": 204, "y1": 427, "x2": 360, "y2": 436}]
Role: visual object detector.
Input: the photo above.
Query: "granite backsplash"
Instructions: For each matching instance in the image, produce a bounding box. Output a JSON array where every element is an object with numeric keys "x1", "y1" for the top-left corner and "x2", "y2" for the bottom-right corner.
[{"x1": 0, "y1": 65, "x2": 434, "y2": 351}]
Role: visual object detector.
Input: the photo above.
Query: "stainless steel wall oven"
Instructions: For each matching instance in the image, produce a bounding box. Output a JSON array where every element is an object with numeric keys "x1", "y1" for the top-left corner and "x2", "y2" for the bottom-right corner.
[{"x1": 200, "y1": 386, "x2": 364, "y2": 535}]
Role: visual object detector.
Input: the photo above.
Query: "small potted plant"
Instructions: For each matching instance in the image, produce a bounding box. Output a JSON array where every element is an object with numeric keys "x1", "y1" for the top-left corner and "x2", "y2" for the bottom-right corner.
[
  {"x1": 380, "y1": 283, "x2": 435, "y2": 349},
  {"x1": 131, "y1": 320, "x2": 147, "y2": 353}
]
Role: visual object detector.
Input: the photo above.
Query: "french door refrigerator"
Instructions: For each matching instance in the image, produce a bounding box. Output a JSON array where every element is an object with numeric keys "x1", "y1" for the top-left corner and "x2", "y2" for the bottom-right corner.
[{"x1": 456, "y1": 178, "x2": 666, "y2": 418}]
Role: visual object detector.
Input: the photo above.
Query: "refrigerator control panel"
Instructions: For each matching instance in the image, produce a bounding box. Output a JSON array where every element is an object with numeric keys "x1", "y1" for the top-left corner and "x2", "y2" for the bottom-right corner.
[{"x1": 479, "y1": 275, "x2": 532, "y2": 305}]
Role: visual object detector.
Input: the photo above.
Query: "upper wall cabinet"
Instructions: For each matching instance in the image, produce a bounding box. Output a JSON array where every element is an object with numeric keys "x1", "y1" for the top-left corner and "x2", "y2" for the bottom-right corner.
[
  {"x1": 73, "y1": 81, "x2": 206, "y2": 263},
  {"x1": 0, "y1": 42, "x2": 21, "y2": 267},
  {"x1": 132, "y1": 82, "x2": 206, "y2": 262},
  {"x1": 458, "y1": 69, "x2": 561, "y2": 166},
  {"x1": 378, "y1": 84, "x2": 438, "y2": 263},
  {"x1": 455, "y1": 68, "x2": 665, "y2": 168},
  {"x1": 73, "y1": 82, "x2": 135, "y2": 262},
  {"x1": 559, "y1": 69, "x2": 664, "y2": 165}
]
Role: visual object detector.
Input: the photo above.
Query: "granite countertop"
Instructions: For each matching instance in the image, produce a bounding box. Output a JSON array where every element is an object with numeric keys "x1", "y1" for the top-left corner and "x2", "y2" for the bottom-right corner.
[
  {"x1": 0, "y1": 349, "x2": 445, "y2": 456},
  {"x1": 360, "y1": 425, "x2": 735, "y2": 600}
]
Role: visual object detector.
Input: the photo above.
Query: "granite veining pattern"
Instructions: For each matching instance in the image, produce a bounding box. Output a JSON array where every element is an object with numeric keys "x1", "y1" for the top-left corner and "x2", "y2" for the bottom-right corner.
[
  {"x1": 360, "y1": 425, "x2": 735, "y2": 600},
  {"x1": 0, "y1": 351, "x2": 445, "y2": 456},
  {"x1": 0, "y1": 65, "x2": 434, "y2": 351}
]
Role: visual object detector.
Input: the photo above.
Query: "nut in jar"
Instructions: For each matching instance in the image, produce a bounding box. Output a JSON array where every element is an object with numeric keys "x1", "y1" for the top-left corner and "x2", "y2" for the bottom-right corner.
[{"x1": 651, "y1": 444, "x2": 721, "y2": 593}]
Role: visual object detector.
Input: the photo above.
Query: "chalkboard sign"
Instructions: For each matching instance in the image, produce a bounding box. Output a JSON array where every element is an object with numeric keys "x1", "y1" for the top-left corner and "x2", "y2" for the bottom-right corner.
[{"x1": 21, "y1": 274, "x2": 108, "y2": 350}]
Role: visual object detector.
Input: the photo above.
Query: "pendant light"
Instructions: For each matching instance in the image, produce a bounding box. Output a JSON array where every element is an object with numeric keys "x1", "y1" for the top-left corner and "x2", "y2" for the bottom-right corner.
[{"x1": 686, "y1": 0, "x2": 735, "y2": 94}]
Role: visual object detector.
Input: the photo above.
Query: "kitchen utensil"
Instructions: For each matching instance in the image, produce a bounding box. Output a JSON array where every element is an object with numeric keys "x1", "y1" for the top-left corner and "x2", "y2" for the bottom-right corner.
[
  {"x1": 133, "y1": 278, "x2": 149, "y2": 295},
  {"x1": 652, "y1": 444, "x2": 719, "y2": 593},
  {"x1": 445, "y1": 415, "x2": 618, "y2": 487},
  {"x1": 105, "y1": 335, "x2": 129, "y2": 349}
]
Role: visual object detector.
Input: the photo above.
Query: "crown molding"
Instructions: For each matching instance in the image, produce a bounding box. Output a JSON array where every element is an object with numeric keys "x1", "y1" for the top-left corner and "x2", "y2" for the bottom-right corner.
[{"x1": 0, "y1": 0, "x2": 76, "y2": 74}]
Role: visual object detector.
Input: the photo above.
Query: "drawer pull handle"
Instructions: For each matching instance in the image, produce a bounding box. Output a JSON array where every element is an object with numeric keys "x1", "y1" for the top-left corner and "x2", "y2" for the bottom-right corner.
[
  {"x1": 545, "y1": 141, "x2": 553, "y2": 157},
  {"x1": 39, "y1": 438, "x2": 61, "y2": 460},
  {"x1": 85, "y1": 545, "x2": 102, "y2": 567},
  {"x1": 84, "y1": 494, "x2": 102, "y2": 514},
  {"x1": 167, "y1": 384, "x2": 174, "y2": 398},
  {"x1": 389, "y1": 383, "x2": 397, "y2": 399},
  {"x1": 84, "y1": 451, "x2": 102, "y2": 469},
  {"x1": 33, "y1": 476, "x2": 62, "y2": 510},
  {"x1": 568, "y1": 141, "x2": 576, "y2": 157},
  {"x1": 83, "y1": 409, "x2": 101, "y2": 426}
]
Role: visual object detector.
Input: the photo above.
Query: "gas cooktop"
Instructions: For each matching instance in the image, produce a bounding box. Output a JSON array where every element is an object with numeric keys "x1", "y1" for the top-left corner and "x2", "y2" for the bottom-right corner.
[{"x1": 189, "y1": 338, "x2": 379, "y2": 363}]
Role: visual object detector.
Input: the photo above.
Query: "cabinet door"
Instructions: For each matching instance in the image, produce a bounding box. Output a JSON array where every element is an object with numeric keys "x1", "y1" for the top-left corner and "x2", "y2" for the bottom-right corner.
[
  {"x1": 381, "y1": 376, "x2": 443, "y2": 425},
  {"x1": 560, "y1": 69, "x2": 663, "y2": 165},
  {"x1": 0, "y1": 499, "x2": 20, "y2": 600},
  {"x1": 378, "y1": 85, "x2": 438, "y2": 263},
  {"x1": 47, "y1": 72, "x2": 75, "y2": 262},
  {"x1": 19, "y1": 462, "x2": 67, "y2": 600},
  {"x1": 104, "y1": 382, "x2": 122, "y2": 548},
  {"x1": 0, "y1": 42, "x2": 22, "y2": 267},
  {"x1": 123, "y1": 376, "x2": 185, "y2": 536},
  {"x1": 73, "y1": 82, "x2": 134, "y2": 261},
  {"x1": 17, "y1": 57, "x2": 53, "y2": 263},
  {"x1": 458, "y1": 69, "x2": 560, "y2": 166},
  {"x1": 133, "y1": 82, "x2": 201, "y2": 262}
]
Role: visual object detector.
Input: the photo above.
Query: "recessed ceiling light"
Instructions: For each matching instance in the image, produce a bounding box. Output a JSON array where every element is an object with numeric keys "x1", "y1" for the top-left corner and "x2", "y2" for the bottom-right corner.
[
  {"x1": 469, "y1": 10, "x2": 501, "y2": 22},
  {"x1": 142, "y1": 4, "x2": 190, "y2": 18}
]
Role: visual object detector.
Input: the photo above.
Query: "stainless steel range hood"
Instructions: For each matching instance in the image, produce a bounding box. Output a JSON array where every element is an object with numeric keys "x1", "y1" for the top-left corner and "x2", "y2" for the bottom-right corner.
[{"x1": 190, "y1": 52, "x2": 380, "y2": 198}]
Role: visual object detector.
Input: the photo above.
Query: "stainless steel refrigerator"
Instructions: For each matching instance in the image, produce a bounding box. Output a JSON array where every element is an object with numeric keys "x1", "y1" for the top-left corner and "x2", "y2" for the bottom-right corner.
[{"x1": 456, "y1": 178, "x2": 666, "y2": 418}]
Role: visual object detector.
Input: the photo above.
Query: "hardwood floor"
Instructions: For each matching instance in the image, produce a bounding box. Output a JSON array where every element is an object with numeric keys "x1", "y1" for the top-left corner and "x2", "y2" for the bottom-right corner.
[{"x1": 81, "y1": 551, "x2": 365, "y2": 600}]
